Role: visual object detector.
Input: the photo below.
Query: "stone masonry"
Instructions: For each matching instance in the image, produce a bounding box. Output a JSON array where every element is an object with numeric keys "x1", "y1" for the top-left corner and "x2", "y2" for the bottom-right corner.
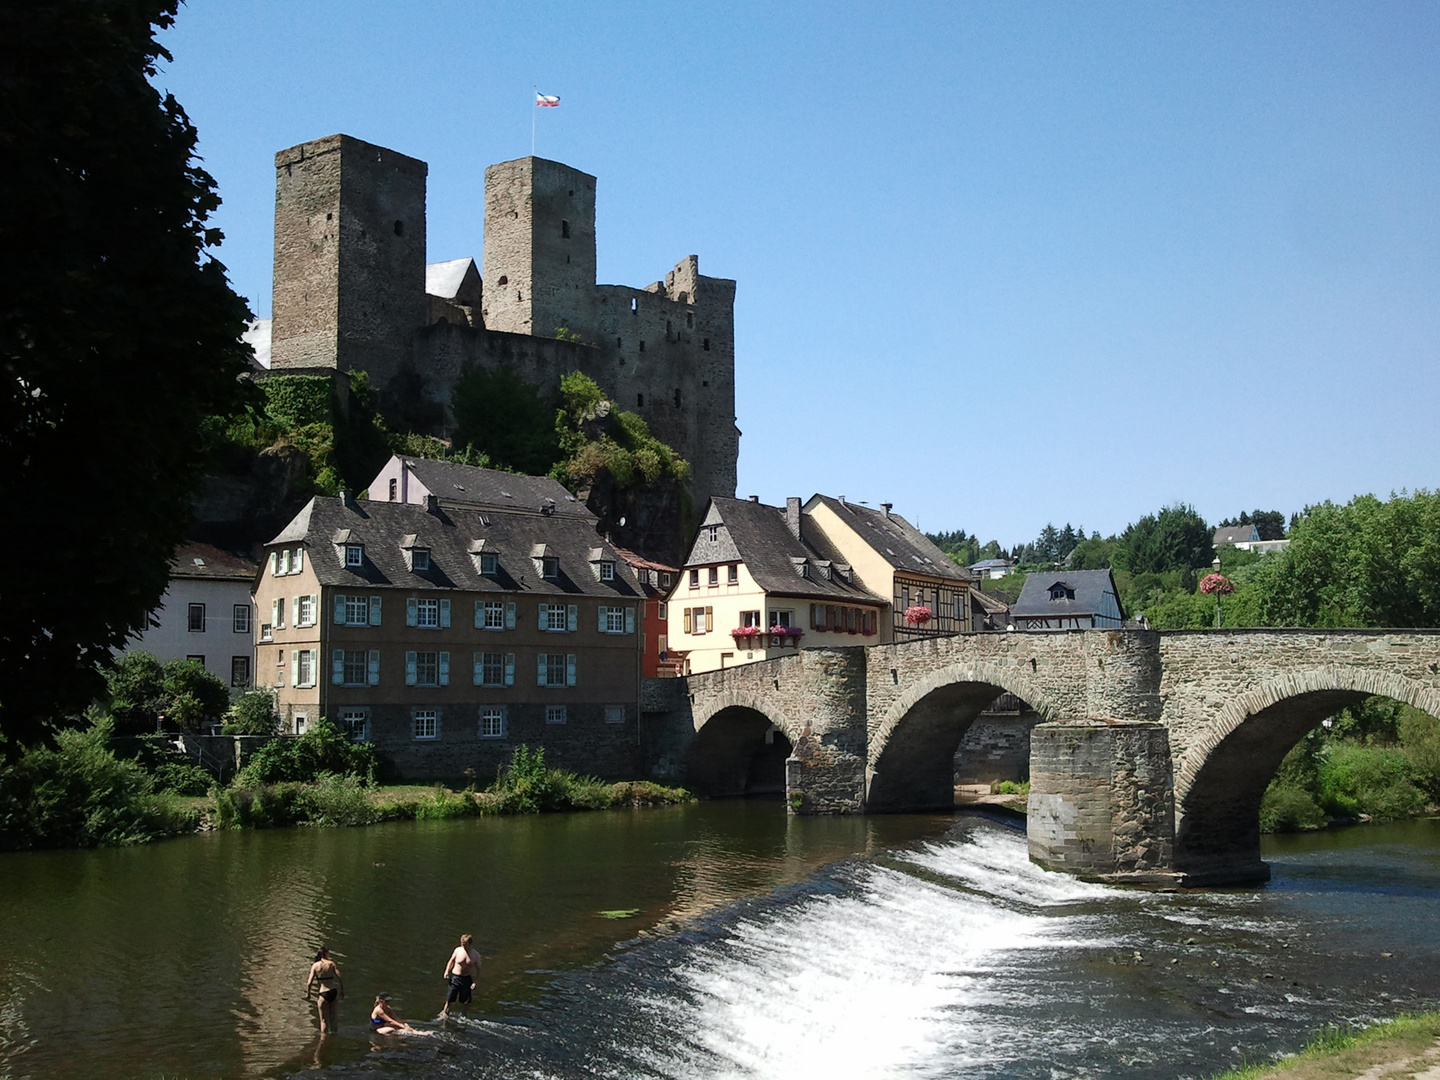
[
  {"x1": 268, "y1": 135, "x2": 738, "y2": 510},
  {"x1": 643, "y1": 628, "x2": 1440, "y2": 886}
]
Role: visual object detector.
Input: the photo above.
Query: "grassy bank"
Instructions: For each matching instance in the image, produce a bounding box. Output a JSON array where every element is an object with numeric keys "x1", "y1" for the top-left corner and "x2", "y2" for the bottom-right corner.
[
  {"x1": 1210, "y1": 1011, "x2": 1440, "y2": 1080},
  {"x1": 0, "y1": 727, "x2": 690, "y2": 849}
]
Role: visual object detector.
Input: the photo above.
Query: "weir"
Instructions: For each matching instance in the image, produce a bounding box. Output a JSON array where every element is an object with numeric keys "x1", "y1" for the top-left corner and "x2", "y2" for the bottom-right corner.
[{"x1": 643, "y1": 628, "x2": 1440, "y2": 886}]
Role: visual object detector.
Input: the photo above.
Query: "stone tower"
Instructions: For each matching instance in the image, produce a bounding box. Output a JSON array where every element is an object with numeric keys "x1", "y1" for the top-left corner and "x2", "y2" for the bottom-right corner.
[
  {"x1": 480, "y1": 157, "x2": 597, "y2": 340},
  {"x1": 270, "y1": 134, "x2": 428, "y2": 388}
]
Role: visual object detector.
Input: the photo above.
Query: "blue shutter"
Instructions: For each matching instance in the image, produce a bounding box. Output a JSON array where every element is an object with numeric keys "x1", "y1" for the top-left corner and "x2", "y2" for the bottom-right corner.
[
  {"x1": 369, "y1": 595, "x2": 382, "y2": 625},
  {"x1": 505, "y1": 602, "x2": 516, "y2": 629},
  {"x1": 334, "y1": 595, "x2": 346, "y2": 624},
  {"x1": 440, "y1": 599, "x2": 451, "y2": 628},
  {"x1": 474, "y1": 602, "x2": 484, "y2": 629},
  {"x1": 536, "y1": 653, "x2": 547, "y2": 686},
  {"x1": 332, "y1": 650, "x2": 344, "y2": 684},
  {"x1": 406, "y1": 597, "x2": 418, "y2": 626},
  {"x1": 472, "y1": 652, "x2": 483, "y2": 685},
  {"x1": 367, "y1": 650, "x2": 380, "y2": 685},
  {"x1": 538, "y1": 602, "x2": 549, "y2": 630},
  {"x1": 625, "y1": 607, "x2": 636, "y2": 634},
  {"x1": 505, "y1": 653, "x2": 515, "y2": 686},
  {"x1": 438, "y1": 652, "x2": 450, "y2": 686},
  {"x1": 405, "y1": 651, "x2": 418, "y2": 685},
  {"x1": 566, "y1": 654, "x2": 577, "y2": 686},
  {"x1": 567, "y1": 604, "x2": 578, "y2": 632}
]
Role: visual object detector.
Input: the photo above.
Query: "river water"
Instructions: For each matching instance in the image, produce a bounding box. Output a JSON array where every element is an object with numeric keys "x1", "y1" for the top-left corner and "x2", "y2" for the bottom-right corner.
[{"x1": 2, "y1": 805, "x2": 1439, "y2": 1080}]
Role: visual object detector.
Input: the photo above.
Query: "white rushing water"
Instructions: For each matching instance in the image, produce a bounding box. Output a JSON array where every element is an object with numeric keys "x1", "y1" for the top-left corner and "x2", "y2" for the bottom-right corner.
[{"x1": 620, "y1": 829, "x2": 1127, "y2": 1080}]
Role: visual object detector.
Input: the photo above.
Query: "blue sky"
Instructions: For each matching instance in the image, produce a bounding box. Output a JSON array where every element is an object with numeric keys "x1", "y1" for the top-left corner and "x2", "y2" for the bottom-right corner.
[{"x1": 157, "y1": 1, "x2": 1440, "y2": 547}]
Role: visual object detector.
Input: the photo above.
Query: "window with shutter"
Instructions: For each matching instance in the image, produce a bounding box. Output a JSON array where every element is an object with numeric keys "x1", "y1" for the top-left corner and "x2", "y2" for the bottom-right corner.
[
  {"x1": 406, "y1": 597, "x2": 418, "y2": 626},
  {"x1": 438, "y1": 651, "x2": 450, "y2": 686},
  {"x1": 536, "y1": 653, "x2": 548, "y2": 685},
  {"x1": 334, "y1": 595, "x2": 347, "y2": 624},
  {"x1": 332, "y1": 650, "x2": 345, "y2": 684},
  {"x1": 367, "y1": 650, "x2": 381, "y2": 685},
  {"x1": 684, "y1": 607, "x2": 693, "y2": 633},
  {"x1": 598, "y1": 606, "x2": 608, "y2": 633},
  {"x1": 294, "y1": 548, "x2": 304, "y2": 573},
  {"x1": 566, "y1": 654, "x2": 577, "y2": 686},
  {"x1": 504, "y1": 653, "x2": 515, "y2": 685},
  {"x1": 625, "y1": 607, "x2": 636, "y2": 634},
  {"x1": 505, "y1": 602, "x2": 516, "y2": 629},
  {"x1": 369, "y1": 595, "x2": 382, "y2": 625},
  {"x1": 439, "y1": 598, "x2": 451, "y2": 627},
  {"x1": 405, "y1": 651, "x2": 418, "y2": 685}
]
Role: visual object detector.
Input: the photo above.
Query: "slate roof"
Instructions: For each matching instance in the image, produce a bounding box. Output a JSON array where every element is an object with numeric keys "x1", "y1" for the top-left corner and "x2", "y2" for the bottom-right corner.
[
  {"x1": 807, "y1": 496, "x2": 972, "y2": 582},
  {"x1": 1012, "y1": 569, "x2": 1122, "y2": 620},
  {"x1": 268, "y1": 496, "x2": 642, "y2": 598},
  {"x1": 690, "y1": 497, "x2": 884, "y2": 603},
  {"x1": 425, "y1": 257, "x2": 478, "y2": 300},
  {"x1": 969, "y1": 588, "x2": 1012, "y2": 616},
  {"x1": 1213, "y1": 525, "x2": 1260, "y2": 546},
  {"x1": 390, "y1": 456, "x2": 596, "y2": 520},
  {"x1": 613, "y1": 547, "x2": 680, "y2": 597},
  {"x1": 170, "y1": 542, "x2": 260, "y2": 582}
]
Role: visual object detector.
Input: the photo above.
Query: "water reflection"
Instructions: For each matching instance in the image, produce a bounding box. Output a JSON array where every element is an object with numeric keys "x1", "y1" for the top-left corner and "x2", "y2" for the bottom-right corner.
[{"x1": 0, "y1": 803, "x2": 954, "y2": 1080}]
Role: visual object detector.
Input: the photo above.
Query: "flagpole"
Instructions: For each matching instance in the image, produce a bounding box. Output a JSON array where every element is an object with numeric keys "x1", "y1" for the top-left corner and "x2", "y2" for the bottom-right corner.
[{"x1": 531, "y1": 90, "x2": 536, "y2": 156}]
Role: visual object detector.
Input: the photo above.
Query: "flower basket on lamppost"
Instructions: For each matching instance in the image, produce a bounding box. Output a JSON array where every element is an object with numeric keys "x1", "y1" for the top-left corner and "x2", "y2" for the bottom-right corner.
[
  {"x1": 903, "y1": 605, "x2": 933, "y2": 630},
  {"x1": 1199, "y1": 572, "x2": 1235, "y2": 627}
]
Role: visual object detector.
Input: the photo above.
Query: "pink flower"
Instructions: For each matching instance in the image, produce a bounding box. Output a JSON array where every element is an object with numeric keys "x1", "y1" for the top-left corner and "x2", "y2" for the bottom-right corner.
[
  {"x1": 903, "y1": 605, "x2": 933, "y2": 626},
  {"x1": 1199, "y1": 573, "x2": 1235, "y2": 596}
]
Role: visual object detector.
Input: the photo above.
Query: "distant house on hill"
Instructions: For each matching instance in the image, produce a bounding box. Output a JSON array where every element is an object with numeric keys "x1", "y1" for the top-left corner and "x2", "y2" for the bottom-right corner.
[
  {"x1": 1213, "y1": 524, "x2": 1290, "y2": 556},
  {"x1": 1011, "y1": 569, "x2": 1124, "y2": 630},
  {"x1": 968, "y1": 558, "x2": 1014, "y2": 580}
]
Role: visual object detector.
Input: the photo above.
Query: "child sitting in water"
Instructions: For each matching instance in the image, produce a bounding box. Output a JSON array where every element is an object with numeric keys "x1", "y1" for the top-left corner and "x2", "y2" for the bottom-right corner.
[{"x1": 370, "y1": 995, "x2": 423, "y2": 1035}]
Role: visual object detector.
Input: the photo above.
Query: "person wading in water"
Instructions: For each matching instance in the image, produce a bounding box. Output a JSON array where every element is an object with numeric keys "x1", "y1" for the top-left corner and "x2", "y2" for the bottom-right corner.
[
  {"x1": 441, "y1": 934, "x2": 482, "y2": 1018},
  {"x1": 304, "y1": 946, "x2": 344, "y2": 1034}
]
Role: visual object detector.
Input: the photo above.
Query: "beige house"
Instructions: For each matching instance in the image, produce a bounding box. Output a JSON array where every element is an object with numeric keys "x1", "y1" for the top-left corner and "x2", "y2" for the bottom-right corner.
[
  {"x1": 669, "y1": 497, "x2": 888, "y2": 674},
  {"x1": 252, "y1": 481, "x2": 645, "y2": 780},
  {"x1": 802, "y1": 496, "x2": 976, "y2": 640},
  {"x1": 669, "y1": 495, "x2": 982, "y2": 674}
]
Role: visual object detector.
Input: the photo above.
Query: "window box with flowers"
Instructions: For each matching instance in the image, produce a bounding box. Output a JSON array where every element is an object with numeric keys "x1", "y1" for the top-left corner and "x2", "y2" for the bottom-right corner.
[
  {"x1": 731, "y1": 625, "x2": 764, "y2": 644},
  {"x1": 769, "y1": 626, "x2": 803, "y2": 646}
]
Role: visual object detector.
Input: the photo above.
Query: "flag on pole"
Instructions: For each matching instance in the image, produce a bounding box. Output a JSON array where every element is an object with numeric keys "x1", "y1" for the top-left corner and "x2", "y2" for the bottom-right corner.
[{"x1": 536, "y1": 92, "x2": 560, "y2": 107}]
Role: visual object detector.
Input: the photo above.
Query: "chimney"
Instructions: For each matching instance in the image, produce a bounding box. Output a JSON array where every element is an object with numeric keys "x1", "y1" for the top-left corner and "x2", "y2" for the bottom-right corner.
[
  {"x1": 338, "y1": 489, "x2": 351, "y2": 507},
  {"x1": 881, "y1": 502, "x2": 893, "y2": 518},
  {"x1": 424, "y1": 493, "x2": 440, "y2": 514},
  {"x1": 838, "y1": 494, "x2": 847, "y2": 506},
  {"x1": 785, "y1": 497, "x2": 801, "y2": 539},
  {"x1": 748, "y1": 494, "x2": 759, "y2": 503}
]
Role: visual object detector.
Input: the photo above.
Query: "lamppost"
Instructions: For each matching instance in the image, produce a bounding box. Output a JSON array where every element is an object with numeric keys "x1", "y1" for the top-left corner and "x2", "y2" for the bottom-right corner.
[{"x1": 1199, "y1": 556, "x2": 1234, "y2": 628}]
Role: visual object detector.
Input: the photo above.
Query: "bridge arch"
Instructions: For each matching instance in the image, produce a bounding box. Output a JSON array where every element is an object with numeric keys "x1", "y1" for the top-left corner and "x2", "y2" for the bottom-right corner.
[
  {"x1": 867, "y1": 662, "x2": 1060, "y2": 812},
  {"x1": 1174, "y1": 666, "x2": 1440, "y2": 882},
  {"x1": 684, "y1": 692, "x2": 804, "y2": 799}
]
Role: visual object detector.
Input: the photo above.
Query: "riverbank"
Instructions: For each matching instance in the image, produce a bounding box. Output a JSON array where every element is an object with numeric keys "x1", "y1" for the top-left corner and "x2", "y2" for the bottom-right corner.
[{"x1": 1211, "y1": 1012, "x2": 1440, "y2": 1079}]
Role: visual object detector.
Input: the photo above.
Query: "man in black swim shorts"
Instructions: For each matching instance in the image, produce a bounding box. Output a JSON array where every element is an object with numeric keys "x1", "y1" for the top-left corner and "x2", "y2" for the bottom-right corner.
[{"x1": 441, "y1": 933, "x2": 482, "y2": 1017}]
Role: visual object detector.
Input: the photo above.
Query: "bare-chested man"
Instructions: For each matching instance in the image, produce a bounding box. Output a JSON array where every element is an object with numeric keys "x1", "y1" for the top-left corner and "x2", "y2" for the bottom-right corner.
[{"x1": 441, "y1": 934, "x2": 482, "y2": 1017}]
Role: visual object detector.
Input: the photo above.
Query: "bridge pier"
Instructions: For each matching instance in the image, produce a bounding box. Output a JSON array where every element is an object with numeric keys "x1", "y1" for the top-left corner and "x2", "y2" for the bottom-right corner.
[{"x1": 1027, "y1": 722, "x2": 1179, "y2": 885}]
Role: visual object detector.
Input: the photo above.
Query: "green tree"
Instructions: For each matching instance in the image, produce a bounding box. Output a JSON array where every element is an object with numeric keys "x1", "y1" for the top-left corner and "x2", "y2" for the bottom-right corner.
[
  {"x1": 105, "y1": 653, "x2": 229, "y2": 735},
  {"x1": 222, "y1": 690, "x2": 281, "y2": 736},
  {"x1": 1257, "y1": 492, "x2": 1440, "y2": 628},
  {"x1": 1116, "y1": 504, "x2": 1212, "y2": 576},
  {"x1": 451, "y1": 366, "x2": 561, "y2": 475},
  {"x1": 0, "y1": 1, "x2": 252, "y2": 750}
]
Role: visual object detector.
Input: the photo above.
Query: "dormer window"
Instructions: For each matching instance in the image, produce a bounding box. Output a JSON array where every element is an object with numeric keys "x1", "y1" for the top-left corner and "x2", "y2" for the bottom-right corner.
[
  {"x1": 792, "y1": 558, "x2": 809, "y2": 578},
  {"x1": 599, "y1": 562, "x2": 614, "y2": 581},
  {"x1": 706, "y1": 526, "x2": 719, "y2": 542},
  {"x1": 345, "y1": 544, "x2": 364, "y2": 568},
  {"x1": 1048, "y1": 583, "x2": 1075, "y2": 601},
  {"x1": 543, "y1": 557, "x2": 558, "y2": 579},
  {"x1": 469, "y1": 539, "x2": 498, "y2": 577},
  {"x1": 412, "y1": 549, "x2": 431, "y2": 571},
  {"x1": 588, "y1": 546, "x2": 616, "y2": 582}
]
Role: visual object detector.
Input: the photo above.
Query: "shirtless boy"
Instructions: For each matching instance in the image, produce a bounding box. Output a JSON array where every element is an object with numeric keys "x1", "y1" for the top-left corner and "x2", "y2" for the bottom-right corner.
[{"x1": 441, "y1": 934, "x2": 482, "y2": 1017}]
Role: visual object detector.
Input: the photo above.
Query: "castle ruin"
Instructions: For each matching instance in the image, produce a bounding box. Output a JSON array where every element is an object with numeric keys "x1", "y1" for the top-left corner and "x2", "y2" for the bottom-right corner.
[{"x1": 267, "y1": 134, "x2": 739, "y2": 507}]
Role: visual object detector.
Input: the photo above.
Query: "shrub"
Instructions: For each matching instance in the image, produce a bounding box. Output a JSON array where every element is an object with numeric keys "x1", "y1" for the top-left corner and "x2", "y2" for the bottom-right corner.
[
  {"x1": 296, "y1": 774, "x2": 375, "y2": 827},
  {"x1": 234, "y1": 717, "x2": 377, "y2": 786},
  {"x1": 414, "y1": 787, "x2": 481, "y2": 820},
  {"x1": 213, "y1": 783, "x2": 307, "y2": 829},
  {"x1": 105, "y1": 652, "x2": 229, "y2": 735},
  {"x1": 1399, "y1": 707, "x2": 1440, "y2": 803},
  {"x1": 1318, "y1": 743, "x2": 1426, "y2": 822},
  {"x1": 223, "y1": 690, "x2": 281, "y2": 736},
  {"x1": 488, "y1": 745, "x2": 571, "y2": 813},
  {"x1": 0, "y1": 721, "x2": 197, "y2": 849},
  {"x1": 605, "y1": 781, "x2": 693, "y2": 807},
  {"x1": 990, "y1": 780, "x2": 1031, "y2": 797},
  {"x1": 1258, "y1": 780, "x2": 1326, "y2": 832}
]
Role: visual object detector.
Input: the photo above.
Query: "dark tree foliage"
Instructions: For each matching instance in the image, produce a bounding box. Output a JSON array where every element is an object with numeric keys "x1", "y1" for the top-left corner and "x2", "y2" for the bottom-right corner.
[
  {"x1": 0, "y1": 2, "x2": 253, "y2": 749},
  {"x1": 106, "y1": 652, "x2": 229, "y2": 735},
  {"x1": 451, "y1": 366, "x2": 561, "y2": 475},
  {"x1": 1116, "y1": 504, "x2": 1212, "y2": 575}
]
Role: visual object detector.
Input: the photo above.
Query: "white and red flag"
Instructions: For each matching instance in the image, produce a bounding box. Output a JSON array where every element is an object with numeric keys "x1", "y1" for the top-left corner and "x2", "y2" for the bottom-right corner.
[{"x1": 535, "y1": 92, "x2": 560, "y2": 107}]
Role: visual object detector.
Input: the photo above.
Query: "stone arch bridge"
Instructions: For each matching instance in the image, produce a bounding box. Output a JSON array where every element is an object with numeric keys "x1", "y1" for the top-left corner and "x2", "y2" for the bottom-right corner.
[{"x1": 641, "y1": 629, "x2": 1440, "y2": 886}]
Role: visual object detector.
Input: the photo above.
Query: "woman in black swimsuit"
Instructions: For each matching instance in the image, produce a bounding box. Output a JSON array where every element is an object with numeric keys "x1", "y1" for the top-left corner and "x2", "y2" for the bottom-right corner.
[{"x1": 304, "y1": 946, "x2": 344, "y2": 1034}]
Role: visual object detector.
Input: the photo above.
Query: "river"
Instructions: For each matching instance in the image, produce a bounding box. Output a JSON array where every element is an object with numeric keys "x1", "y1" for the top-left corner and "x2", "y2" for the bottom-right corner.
[{"x1": 1, "y1": 805, "x2": 1438, "y2": 1080}]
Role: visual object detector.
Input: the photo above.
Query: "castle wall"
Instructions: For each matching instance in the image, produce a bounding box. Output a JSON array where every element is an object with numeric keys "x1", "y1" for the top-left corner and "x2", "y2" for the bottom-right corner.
[{"x1": 272, "y1": 135, "x2": 427, "y2": 389}]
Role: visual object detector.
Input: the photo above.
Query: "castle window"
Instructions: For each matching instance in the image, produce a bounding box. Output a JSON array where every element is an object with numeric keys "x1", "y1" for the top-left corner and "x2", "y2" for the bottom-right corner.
[
  {"x1": 498, "y1": 275, "x2": 508, "y2": 286},
  {"x1": 639, "y1": 341, "x2": 645, "y2": 352},
  {"x1": 393, "y1": 220, "x2": 404, "y2": 236},
  {"x1": 702, "y1": 338, "x2": 711, "y2": 351},
  {"x1": 561, "y1": 219, "x2": 570, "y2": 238},
  {"x1": 686, "y1": 312, "x2": 694, "y2": 328},
  {"x1": 568, "y1": 189, "x2": 574, "y2": 196},
  {"x1": 679, "y1": 292, "x2": 689, "y2": 304},
  {"x1": 616, "y1": 338, "x2": 622, "y2": 348},
  {"x1": 666, "y1": 320, "x2": 672, "y2": 334},
  {"x1": 326, "y1": 212, "x2": 333, "y2": 221},
  {"x1": 703, "y1": 380, "x2": 709, "y2": 387},
  {"x1": 630, "y1": 297, "x2": 638, "y2": 313},
  {"x1": 673, "y1": 388, "x2": 682, "y2": 408},
  {"x1": 636, "y1": 394, "x2": 644, "y2": 407}
]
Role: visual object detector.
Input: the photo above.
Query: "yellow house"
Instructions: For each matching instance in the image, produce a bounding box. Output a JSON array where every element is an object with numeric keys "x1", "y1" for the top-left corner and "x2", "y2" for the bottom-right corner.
[
  {"x1": 669, "y1": 496, "x2": 888, "y2": 674},
  {"x1": 802, "y1": 495, "x2": 976, "y2": 640}
]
